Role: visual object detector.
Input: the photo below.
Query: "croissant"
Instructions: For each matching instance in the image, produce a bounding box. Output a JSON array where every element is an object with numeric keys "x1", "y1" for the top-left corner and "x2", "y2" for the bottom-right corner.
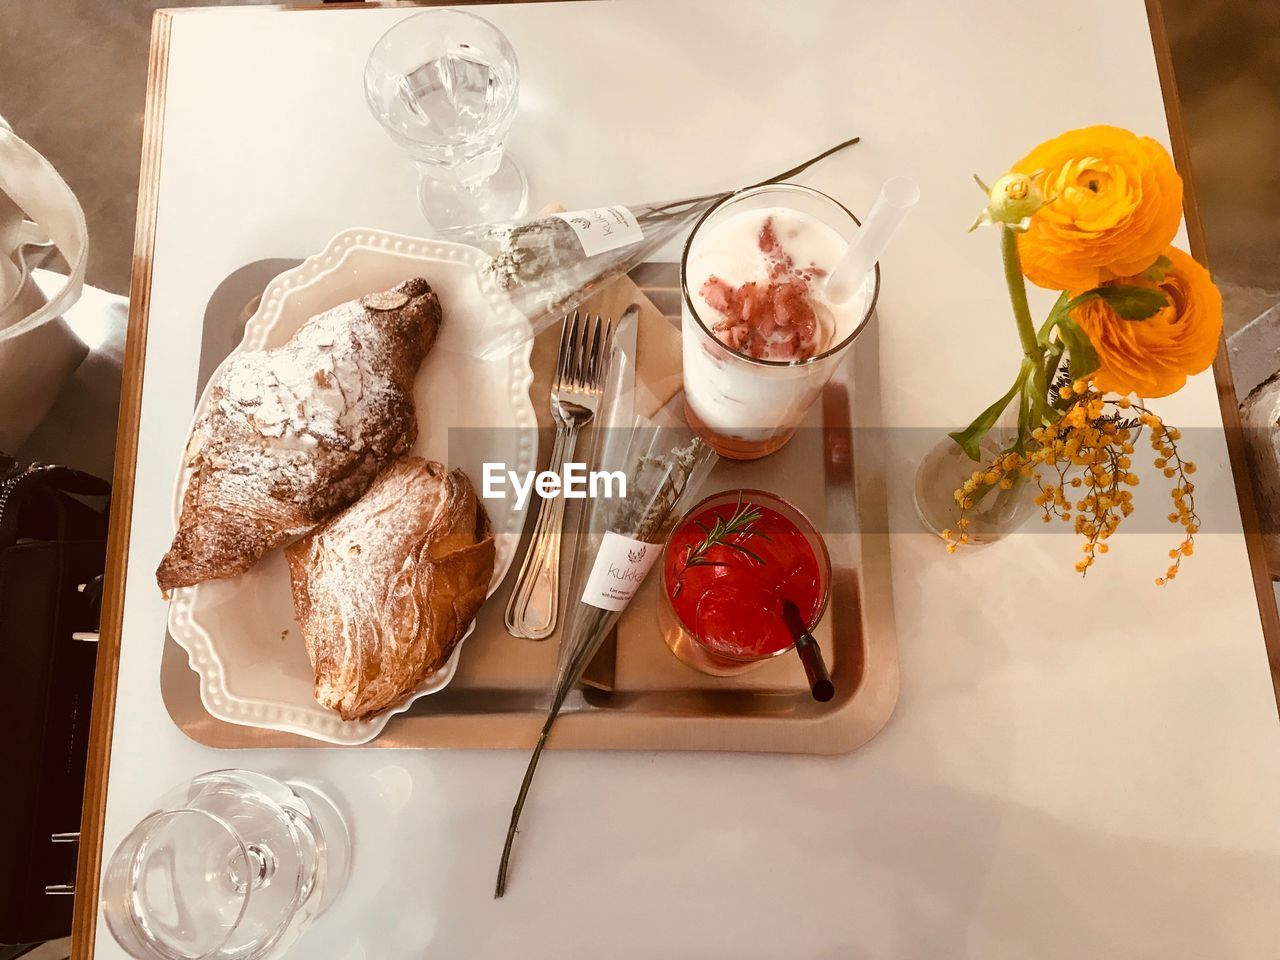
[
  {"x1": 285, "y1": 458, "x2": 495, "y2": 721},
  {"x1": 156, "y1": 278, "x2": 441, "y2": 593}
]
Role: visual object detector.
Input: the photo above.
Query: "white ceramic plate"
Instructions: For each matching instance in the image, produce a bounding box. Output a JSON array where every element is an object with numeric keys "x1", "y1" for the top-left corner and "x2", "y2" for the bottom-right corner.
[{"x1": 166, "y1": 228, "x2": 535, "y2": 745}]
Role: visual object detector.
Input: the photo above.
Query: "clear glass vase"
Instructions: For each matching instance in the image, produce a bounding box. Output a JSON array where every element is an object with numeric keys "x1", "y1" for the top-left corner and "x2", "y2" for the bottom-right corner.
[{"x1": 913, "y1": 429, "x2": 1039, "y2": 545}]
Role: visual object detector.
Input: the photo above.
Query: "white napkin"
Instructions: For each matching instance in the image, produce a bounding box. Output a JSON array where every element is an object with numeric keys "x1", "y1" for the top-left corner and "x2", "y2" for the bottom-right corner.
[{"x1": 0, "y1": 112, "x2": 90, "y2": 451}]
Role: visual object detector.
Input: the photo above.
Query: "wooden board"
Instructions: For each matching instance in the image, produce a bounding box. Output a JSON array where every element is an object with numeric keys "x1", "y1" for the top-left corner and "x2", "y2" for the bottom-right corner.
[{"x1": 1144, "y1": 0, "x2": 1280, "y2": 701}]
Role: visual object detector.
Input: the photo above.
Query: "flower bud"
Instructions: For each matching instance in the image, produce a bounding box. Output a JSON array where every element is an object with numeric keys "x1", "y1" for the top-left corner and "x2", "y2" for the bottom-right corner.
[
  {"x1": 968, "y1": 171, "x2": 1048, "y2": 232},
  {"x1": 987, "y1": 173, "x2": 1046, "y2": 225}
]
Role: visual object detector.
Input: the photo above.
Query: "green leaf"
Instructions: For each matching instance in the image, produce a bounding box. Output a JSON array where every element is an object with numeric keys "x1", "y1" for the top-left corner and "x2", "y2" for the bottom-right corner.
[
  {"x1": 1054, "y1": 315, "x2": 1100, "y2": 381},
  {"x1": 948, "y1": 372, "x2": 1026, "y2": 461},
  {"x1": 1140, "y1": 255, "x2": 1173, "y2": 282},
  {"x1": 1060, "y1": 290, "x2": 1098, "y2": 315},
  {"x1": 1093, "y1": 284, "x2": 1169, "y2": 321}
]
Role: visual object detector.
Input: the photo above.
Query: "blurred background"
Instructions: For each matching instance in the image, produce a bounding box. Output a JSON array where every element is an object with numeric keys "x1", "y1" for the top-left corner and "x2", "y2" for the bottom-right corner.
[{"x1": 1168, "y1": 1, "x2": 1280, "y2": 338}]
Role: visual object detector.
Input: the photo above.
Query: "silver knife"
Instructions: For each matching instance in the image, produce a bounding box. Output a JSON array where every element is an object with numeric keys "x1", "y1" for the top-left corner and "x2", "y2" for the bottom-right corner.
[
  {"x1": 577, "y1": 303, "x2": 639, "y2": 690},
  {"x1": 613, "y1": 303, "x2": 640, "y2": 426}
]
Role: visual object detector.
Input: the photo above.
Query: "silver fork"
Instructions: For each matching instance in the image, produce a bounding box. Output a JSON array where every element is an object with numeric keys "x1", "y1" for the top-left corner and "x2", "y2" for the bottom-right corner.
[{"x1": 505, "y1": 310, "x2": 614, "y2": 639}]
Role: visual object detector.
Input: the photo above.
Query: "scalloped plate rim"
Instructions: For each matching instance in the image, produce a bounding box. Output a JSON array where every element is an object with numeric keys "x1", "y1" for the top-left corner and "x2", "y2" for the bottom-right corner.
[{"x1": 165, "y1": 227, "x2": 535, "y2": 745}]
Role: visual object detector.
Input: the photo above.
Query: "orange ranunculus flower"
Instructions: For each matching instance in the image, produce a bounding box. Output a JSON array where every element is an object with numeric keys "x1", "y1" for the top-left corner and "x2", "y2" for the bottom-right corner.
[
  {"x1": 1071, "y1": 247, "x2": 1222, "y2": 398},
  {"x1": 1013, "y1": 125, "x2": 1184, "y2": 291}
]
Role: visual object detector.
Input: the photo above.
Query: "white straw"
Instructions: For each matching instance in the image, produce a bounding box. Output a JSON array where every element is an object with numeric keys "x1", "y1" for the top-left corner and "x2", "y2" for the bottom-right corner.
[{"x1": 825, "y1": 177, "x2": 920, "y2": 304}]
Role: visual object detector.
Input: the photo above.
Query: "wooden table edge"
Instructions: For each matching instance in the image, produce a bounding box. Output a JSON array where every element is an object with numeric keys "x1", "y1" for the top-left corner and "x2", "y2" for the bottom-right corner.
[
  {"x1": 1145, "y1": 0, "x2": 1280, "y2": 705},
  {"x1": 70, "y1": 10, "x2": 171, "y2": 958},
  {"x1": 68, "y1": 6, "x2": 544, "y2": 955},
  {"x1": 70, "y1": 3, "x2": 1280, "y2": 957}
]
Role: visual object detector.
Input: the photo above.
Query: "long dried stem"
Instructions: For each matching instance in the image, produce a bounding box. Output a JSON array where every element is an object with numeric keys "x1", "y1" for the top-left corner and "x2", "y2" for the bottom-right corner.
[
  {"x1": 494, "y1": 687, "x2": 570, "y2": 897},
  {"x1": 494, "y1": 631, "x2": 598, "y2": 897},
  {"x1": 745, "y1": 135, "x2": 863, "y2": 191}
]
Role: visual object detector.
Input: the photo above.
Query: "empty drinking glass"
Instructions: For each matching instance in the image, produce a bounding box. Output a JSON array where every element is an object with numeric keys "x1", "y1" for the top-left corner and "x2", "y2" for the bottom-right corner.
[
  {"x1": 101, "y1": 770, "x2": 349, "y2": 960},
  {"x1": 364, "y1": 9, "x2": 527, "y2": 227}
]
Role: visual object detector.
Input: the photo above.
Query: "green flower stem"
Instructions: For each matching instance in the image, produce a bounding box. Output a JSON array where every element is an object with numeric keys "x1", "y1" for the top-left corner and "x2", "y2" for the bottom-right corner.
[
  {"x1": 1029, "y1": 355, "x2": 1051, "y2": 429},
  {"x1": 950, "y1": 222, "x2": 1063, "y2": 460},
  {"x1": 1001, "y1": 226, "x2": 1041, "y2": 362},
  {"x1": 1014, "y1": 357, "x2": 1036, "y2": 452},
  {"x1": 1000, "y1": 224, "x2": 1050, "y2": 444},
  {"x1": 1034, "y1": 294, "x2": 1071, "y2": 416}
]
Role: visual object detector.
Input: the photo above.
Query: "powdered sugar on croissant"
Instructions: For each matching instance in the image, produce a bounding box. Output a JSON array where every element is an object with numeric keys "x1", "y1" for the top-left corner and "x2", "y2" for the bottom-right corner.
[
  {"x1": 285, "y1": 458, "x2": 495, "y2": 721},
  {"x1": 156, "y1": 278, "x2": 441, "y2": 593}
]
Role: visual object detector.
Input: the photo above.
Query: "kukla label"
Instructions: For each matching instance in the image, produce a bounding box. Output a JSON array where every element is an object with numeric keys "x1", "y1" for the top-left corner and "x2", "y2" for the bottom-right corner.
[
  {"x1": 580, "y1": 531, "x2": 661, "y2": 612},
  {"x1": 553, "y1": 206, "x2": 644, "y2": 258}
]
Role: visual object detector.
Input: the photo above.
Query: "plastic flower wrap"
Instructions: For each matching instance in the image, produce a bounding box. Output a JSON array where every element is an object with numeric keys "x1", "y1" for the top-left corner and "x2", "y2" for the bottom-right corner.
[
  {"x1": 438, "y1": 137, "x2": 861, "y2": 358},
  {"x1": 494, "y1": 379, "x2": 717, "y2": 896},
  {"x1": 438, "y1": 196, "x2": 717, "y2": 357}
]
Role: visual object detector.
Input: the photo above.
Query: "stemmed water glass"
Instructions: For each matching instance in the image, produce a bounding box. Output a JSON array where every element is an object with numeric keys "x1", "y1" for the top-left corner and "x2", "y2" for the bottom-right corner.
[
  {"x1": 100, "y1": 770, "x2": 349, "y2": 960},
  {"x1": 364, "y1": 9, "x2": 527, "y2": 228}
]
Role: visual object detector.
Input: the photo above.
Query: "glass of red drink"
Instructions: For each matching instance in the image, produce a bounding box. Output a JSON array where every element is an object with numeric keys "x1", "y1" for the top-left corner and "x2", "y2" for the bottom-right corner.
[{"x1": 660, "y1": 489, "x2": 830, "y2": 677}]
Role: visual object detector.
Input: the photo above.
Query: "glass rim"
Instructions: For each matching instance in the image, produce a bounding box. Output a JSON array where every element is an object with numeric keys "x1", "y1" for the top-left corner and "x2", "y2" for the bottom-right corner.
[
  {"x1": 363, "y1": 7, "x2": 521, "y2": 146},
  {"x1": 680, "y1": 182, "x2": 882, "y2": 369},
  {"x1": 660, "y1": 487, "x2": 832, "y2": 665},
  {"x1": 103, "y1": 807, "x2": 252, "y2": 960}
]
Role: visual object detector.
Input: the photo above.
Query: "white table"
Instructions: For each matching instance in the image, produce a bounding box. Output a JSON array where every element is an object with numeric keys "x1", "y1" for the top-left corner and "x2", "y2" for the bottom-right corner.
[{"x1": 82, "y1": 2, "x2": 1280, "y2": 957}]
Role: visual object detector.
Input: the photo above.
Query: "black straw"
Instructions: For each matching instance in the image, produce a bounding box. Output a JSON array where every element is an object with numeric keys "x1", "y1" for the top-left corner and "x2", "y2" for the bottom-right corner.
[{"x1": 782, "y1": 602, "x2": 835, "y2": 702}]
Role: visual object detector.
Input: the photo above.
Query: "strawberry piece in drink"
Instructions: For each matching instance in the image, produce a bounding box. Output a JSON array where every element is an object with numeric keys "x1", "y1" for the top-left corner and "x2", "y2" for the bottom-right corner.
[{"x1": 698, "y1": 215, "x2": 825, "y2": 361}]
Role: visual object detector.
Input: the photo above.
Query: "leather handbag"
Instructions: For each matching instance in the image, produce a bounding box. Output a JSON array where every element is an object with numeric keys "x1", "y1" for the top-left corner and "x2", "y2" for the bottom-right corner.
[{"x1": 0, "y1": 462, "x2": 108, "y2": 945}]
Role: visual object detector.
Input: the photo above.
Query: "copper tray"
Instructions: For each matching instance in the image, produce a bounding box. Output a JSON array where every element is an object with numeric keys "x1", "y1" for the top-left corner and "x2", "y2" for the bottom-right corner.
[{"x1": 159, "y1": 260, "x2": 900, "y2": 753}]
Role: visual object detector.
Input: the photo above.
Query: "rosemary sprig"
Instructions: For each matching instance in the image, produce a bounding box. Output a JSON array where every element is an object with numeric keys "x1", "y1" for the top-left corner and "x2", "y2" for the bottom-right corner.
[{"x1": 672, "y1": 494, "x2": 770, "y2": 597}]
